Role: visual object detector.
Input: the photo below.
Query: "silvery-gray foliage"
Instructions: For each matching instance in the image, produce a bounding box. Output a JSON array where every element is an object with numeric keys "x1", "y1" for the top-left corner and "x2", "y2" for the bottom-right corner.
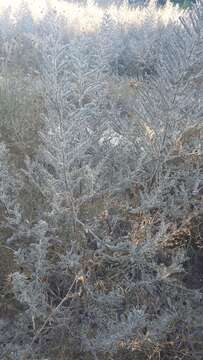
[
  {"x1": 12, "y1": 221, "x2": 50, "y2": 320},
  {"x1": 0, "y1": 143, "x2": 16, "y2": 213},
  {"x1": 0, "y1": 1, "x2": 202, "y2": 359}
]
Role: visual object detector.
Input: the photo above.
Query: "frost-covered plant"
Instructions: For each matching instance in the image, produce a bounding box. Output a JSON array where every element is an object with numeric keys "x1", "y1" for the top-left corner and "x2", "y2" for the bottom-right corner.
[
  {"x1": 12, "y1": 221, "x2": 51, "y2": 323},
  {"x1": 0, "y1": 1, "x2": 202, "y2": 360},
  {"x1": 0, "y1": 143, "x2": 16, "y2": 214}
]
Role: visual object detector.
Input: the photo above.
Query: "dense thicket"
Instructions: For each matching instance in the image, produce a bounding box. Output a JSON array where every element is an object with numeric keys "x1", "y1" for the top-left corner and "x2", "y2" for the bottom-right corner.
[
  {"x1": 0, "y1": 1, "x2": 202, "y2": 359},
  {"x1": 68, "y1": 0, "x2": 195, "y2": 9}
]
